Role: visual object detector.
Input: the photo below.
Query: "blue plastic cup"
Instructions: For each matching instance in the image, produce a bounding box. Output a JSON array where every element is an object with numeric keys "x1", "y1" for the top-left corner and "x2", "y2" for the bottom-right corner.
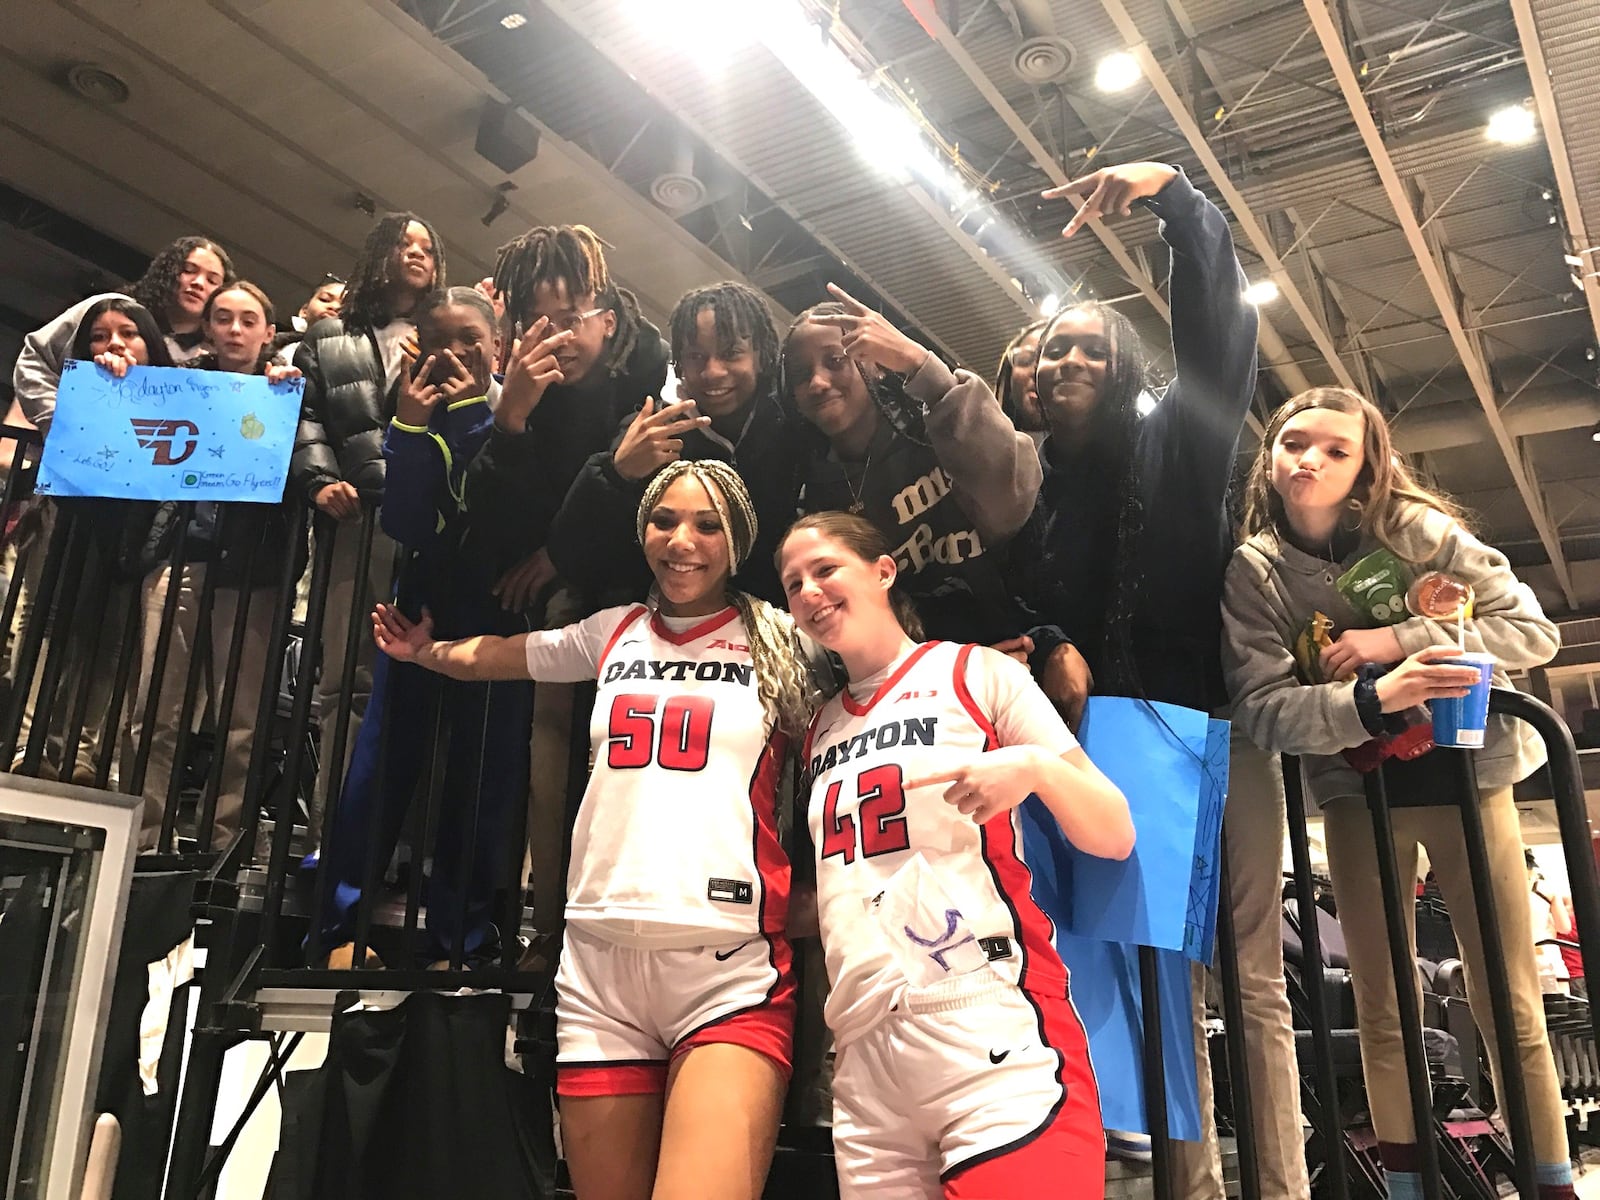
[{"x1": 1429, "y1": 652, "x2": 1495, "y2": 749}]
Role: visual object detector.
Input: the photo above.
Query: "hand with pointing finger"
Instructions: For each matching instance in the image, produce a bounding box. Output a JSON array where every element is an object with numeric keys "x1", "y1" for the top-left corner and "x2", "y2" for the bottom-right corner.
[
  {"x1": 812, "y1": 283, "x2": 929, "y2": 376},
  {"x1": 1043, "y1": 162, "x2": 1179, "y2": 239},
  {"x1": 904, "y1": 746, "x2": 1047, "y2": 826},
  {"x1": 612, "y1": 397, "x2": 712, "y2": 483}
]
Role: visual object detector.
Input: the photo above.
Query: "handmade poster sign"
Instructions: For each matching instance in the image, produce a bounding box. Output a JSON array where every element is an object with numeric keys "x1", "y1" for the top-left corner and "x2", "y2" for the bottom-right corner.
[
  {"x1": 1017, "y1": 695, "x2": 1230, "y2": 1139},
  {"x1": 1020, "y1": 801, "x2": 1205, "y2": 1140},
  {"x1": 37, "y1": 362, "x2": 300, "y2": 504},
  {"x1": 1044, "y1": 696, "x2": 1229, "y2": 960}
]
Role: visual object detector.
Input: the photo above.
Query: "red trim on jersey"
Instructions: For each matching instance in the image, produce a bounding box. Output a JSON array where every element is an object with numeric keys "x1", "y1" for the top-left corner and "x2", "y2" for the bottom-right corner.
[
  {"x1": 839, "y1": 641, "x2": 942, "y2": 716},
  {"x1": 556, "y1": 1060, "x2": 668, "y2": 1097},
  {"x1": 649, "y1": 605, "x2": 738, "y2": 645},
  {"x1": 595, "y1": 605, "x2": 648, "y2": 675},
  {"x1": 942, "y1": 992, "x2": 1104, "y2": 1195},
  {"x1": 950, "y1": 643, "x2": 999, "y2": 745},
  {"x1": 954, "y1": 644, "x2": 1066, "y2": 998},
  {"x1": 748, "y1": 732, "x2": 791, "y2": 936}
]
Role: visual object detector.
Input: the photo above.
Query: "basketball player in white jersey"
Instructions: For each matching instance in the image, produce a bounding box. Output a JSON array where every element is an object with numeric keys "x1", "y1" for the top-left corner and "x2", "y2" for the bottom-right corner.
[
  {"x1": 778, "y1": 511, "x2": 1133, "y2": 1199},
  {"x1": 373, "y1": 460, "x2": 816, "y2": 1200}
]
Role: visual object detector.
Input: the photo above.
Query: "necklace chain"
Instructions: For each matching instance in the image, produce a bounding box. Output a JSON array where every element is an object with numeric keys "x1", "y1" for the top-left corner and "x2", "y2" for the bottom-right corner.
[{"x1": 845, "y1": 452, "x2": 873, "y2": 514}]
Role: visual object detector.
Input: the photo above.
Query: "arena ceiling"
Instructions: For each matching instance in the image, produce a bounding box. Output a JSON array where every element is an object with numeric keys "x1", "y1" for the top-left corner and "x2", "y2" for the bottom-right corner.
[{"x1": 3, "y1": 0, "x2": 1599, "y2": 611}]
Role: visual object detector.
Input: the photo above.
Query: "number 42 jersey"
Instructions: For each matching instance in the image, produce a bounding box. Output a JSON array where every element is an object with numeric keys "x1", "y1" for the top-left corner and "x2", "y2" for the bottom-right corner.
[
  {"x1": 802, "y1": 641, "x2": 1077, "y2": 1045},
  {"x1": 523, "y1": 603, "x2": 788, "y2": 949}
]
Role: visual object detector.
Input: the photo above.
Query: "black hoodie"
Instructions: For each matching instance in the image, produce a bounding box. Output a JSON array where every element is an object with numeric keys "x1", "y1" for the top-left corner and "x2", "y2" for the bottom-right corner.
[
  {"x1": 458, "y1": 298, "x2": 669, "y2": 584},
  {"x1": 545, "y1": 381, "x2": 800, "y2": 606}
]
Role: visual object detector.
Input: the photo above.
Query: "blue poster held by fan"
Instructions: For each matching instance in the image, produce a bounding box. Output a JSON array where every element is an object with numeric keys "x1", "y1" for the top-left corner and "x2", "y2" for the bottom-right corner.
[
  {"x1": 36, "y1": 361, "x2": 299, "y2": 504},
  {"x1": 1020, "y1": 695, "x2": 1229, "y2": 1140}
]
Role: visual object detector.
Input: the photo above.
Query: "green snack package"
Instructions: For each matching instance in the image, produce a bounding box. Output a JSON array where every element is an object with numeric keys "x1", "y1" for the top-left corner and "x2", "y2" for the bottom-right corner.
[{"x1": 1337, "y1": 548, "x2": 1413, "y2": 627}]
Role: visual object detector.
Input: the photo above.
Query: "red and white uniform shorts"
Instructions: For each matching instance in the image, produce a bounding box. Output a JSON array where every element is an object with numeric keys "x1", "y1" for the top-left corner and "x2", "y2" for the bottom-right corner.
[
  {"x1": 832, "y1": 973, "x2": 1105, "y2": 1199},
  {"x1": 554, "y1": 924, "x2": 796, "y2": 1097}
]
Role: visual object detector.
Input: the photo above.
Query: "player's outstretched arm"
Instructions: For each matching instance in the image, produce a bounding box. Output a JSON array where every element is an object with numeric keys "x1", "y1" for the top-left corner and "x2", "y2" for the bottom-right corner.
[{"x1": 371, "y1": 603, "x2": 530, "y2": 681}]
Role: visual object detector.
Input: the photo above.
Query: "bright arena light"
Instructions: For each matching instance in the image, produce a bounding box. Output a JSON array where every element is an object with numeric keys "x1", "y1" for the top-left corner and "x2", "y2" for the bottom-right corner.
[
  {"x1": 621, "y1": 0, "x2": 763, "y2": 67},
  {"x1": 500, "y1": 11, "x2": 527, "y2": 29},
  {"x1": 1039, "y1": 292, "x2": 1062, "y2": 317},
  {"x1": 1243, "y1": 279, "x2": 1281, "y2": 306},
  {"x1": 1485, "y1": 104, "x2": 1536, "y2": 145},
  {"x1": 1095, "y1": 51, "x2": 1142, "y2": 93}
]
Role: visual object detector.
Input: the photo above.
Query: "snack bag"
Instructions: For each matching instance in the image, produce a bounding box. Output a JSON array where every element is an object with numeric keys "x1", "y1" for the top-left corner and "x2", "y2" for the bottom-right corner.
[
  {"x1": 1336, "y1": 547, "x2": 1412, "y2": 626},
  {"x1": 1292, "y1": 612, "x2": 1336, "y2": 684}
]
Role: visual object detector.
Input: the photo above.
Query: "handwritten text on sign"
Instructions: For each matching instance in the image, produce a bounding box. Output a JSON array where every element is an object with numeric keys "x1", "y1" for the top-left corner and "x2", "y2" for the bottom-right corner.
[{"x1": 37, "y1": 362, "x2": 301, "y2": 503}]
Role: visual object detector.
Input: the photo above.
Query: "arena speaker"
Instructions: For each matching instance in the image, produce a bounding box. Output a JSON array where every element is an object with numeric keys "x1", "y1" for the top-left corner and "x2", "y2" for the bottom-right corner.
[{"x1": 475, "y1": 99, "x2": 541, "y2": 175}]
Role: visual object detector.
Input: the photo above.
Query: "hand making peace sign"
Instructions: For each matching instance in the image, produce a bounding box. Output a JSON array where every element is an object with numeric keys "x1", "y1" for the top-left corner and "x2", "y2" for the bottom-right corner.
[
  {"x1": 1042, "y1": 161, "x2": 1179, "y2": 238},
  {"x1": 611, "y1": 396, "x2": 712, "y2": 483},
  {"x1": 810, "y1": 283, "x2": 930, "y2": 377}
]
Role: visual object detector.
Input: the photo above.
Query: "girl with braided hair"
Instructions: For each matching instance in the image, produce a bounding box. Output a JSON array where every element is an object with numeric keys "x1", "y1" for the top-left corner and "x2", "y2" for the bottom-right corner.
[
  {"x1": 460, "y1": 224, "x2": 668, "y2": 613},
  {"x1": 782, "y1": 284, "x2": 1041, "y2": 650},
  {"x1": 376, "y1": 458, "x2": 815, "y2": 1200},
  {"x1": 992, "y1": 318, "x2": 1048, "y2": 442},
  {"x1": 128, "y1": 235, "x2": 234, "y2": 363},
  {"x1": 545, "y1": 280, "x2": 800, "y2": 605},
  {"x1": 290, "y1": 212, "x2": 443, "y2": 850},
  {"x1": 1013, "y1": 160, "x2": 1309, "y2": 1194}
]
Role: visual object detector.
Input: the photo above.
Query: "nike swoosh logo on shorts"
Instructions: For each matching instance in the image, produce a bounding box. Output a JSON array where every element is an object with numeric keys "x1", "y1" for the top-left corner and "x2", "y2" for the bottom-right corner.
[
  {"x1": 714, "y1": 940, "x2": 754, "y2": 961},
  {"x1": 988, "y1": 1049, "x2": 1010, "y2": 1064}
]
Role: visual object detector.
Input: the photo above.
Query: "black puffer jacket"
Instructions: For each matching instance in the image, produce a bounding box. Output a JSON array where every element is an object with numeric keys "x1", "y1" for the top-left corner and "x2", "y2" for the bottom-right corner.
[{"x1": 290, "y1": 320, "x2": 391, "y2": 501}]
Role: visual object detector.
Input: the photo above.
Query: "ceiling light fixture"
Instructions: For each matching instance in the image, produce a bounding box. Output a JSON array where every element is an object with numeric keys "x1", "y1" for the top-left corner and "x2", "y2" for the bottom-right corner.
[
  {"x1": 1243, "y1": 279, "x2": 1280, "y2": 305},
  {"x1": 1040, "y1": 292, "x2": 1062, "y2": 317},
  {"x1": 500, "y1": 11, "x2": 527, "y2": 28},
  {"x1": 1590, "y1": 420, "x2": 1600, "y2": 444},
  {"x1": 1485, "y1": 104, "x2": 1536, "y2": 145},
  {"x1": 1094, "y1": 51, "x2": 1141, "y2": 93}
]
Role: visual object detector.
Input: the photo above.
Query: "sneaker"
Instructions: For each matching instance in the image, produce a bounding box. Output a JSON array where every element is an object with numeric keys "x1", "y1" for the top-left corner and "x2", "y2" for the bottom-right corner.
[{"x1": 1106, "y1": 1130, "x2": 1154, "y2": 1163}]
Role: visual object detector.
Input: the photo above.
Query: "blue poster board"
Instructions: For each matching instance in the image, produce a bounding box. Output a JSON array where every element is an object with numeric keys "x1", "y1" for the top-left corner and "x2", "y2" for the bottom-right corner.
[
  {"x1": 1017, "y1": 695, "x2": 1232, "y2": 1140},
  {"x1": 1058, "y1": 697, "x2": 1229, "y2": 960},
  {"x1": 37, "y1": 361, "x2": 300, "y2": 504}
]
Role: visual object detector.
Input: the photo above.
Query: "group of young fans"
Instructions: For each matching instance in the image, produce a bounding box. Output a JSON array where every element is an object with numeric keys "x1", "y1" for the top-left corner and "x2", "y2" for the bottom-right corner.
[{"x1": 7, "y1": 156, "x2": 1580, "y2": 1199}]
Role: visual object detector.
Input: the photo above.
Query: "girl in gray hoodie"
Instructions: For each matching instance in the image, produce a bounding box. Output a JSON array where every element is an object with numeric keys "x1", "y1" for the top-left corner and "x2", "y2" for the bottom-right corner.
[{"x1": 1221, "y1": 386, "x2": 1572, "y2": 1200}]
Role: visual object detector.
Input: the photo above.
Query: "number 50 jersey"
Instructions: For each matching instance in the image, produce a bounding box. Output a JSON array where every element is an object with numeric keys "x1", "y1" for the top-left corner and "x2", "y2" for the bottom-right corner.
[
  {"x1": 528, "y1": 604, "x2": 789, "y2": 949},
  {"x1": 802, "y1": 641, "x2": 1075, "y2": 1045}
]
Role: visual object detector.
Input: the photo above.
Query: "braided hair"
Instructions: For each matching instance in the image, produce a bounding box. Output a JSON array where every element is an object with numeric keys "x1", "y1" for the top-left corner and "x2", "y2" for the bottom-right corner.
[
  {"x1": 779, "y1": 302, "x2": 928, "y2": 446},
  {"x1": 993, "y1": 318, "x2": 1047, "y2": 430},
  {"x1": 342, "y1": 212, "x2": 446, "y2": 333},
  {"x1": 637, "y1": 459, "x2": 816, "y2": 736},
  {"x1": 492, "y1": 224, "x2": 640, "y2": 377},
  {"x1": 668, "y1": 282, "x2": 780, "y2": 397},
  {"x1": 129, "y1": 237, "x2": 236, "y2": 334},
  {"x1": 1037, "y1": 299, "x2": 1153, "y2": 695}
]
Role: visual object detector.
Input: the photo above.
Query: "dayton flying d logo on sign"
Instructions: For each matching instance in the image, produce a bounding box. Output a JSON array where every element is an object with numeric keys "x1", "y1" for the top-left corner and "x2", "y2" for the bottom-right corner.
[{"x1": 130, "y1": 418, "x2": 201, "y2": 466}]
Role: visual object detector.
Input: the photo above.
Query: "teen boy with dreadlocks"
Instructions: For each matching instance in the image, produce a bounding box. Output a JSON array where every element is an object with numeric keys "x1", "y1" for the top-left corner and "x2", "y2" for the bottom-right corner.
[
  {"x1": 545, "y1": 280, "x2": 798, "y2": 605},
  {"x1": 459, "y1": 223, "x2": 668, "y2": 614},
  {"x1": 291, "y1": 212, "x2": 444, "y2": 845},
  {"x1": 1011, "y1": 160, "x2": 1307, "y2": 1196}
]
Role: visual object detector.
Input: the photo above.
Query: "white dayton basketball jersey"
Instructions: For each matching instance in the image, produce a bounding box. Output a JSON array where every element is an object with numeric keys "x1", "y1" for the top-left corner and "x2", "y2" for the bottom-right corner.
[
  {"x1": 804, "y1": 642, "x2": 1069, "y2": 1026},
  {"x1": 567, "y1": 604, "x2": 788, "y2": 948}
]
